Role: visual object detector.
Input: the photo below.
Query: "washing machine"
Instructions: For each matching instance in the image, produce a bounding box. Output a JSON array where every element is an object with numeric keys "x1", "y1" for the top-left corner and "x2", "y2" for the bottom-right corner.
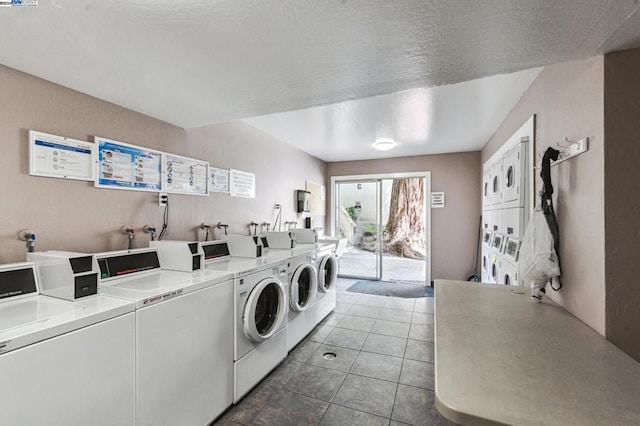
[
  {"x1": 285, "y1": 251, "x2": 318, "y2": 351},
  {"x1": 202, "y1": 239, "x2": 289, "y2": 403},
  {"x1": 311, "y1": 243, "x2": 338, "y2": 325},
  {"x1": 0, "y1": 262, "x2": 136, "y2": 426},
  {"x1": 96, "y1": 248, "x2": 234, "y2": 426}
]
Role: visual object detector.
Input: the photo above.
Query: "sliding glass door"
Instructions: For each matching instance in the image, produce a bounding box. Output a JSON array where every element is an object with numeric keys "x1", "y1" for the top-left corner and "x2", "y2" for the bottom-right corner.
[
  {"x1": 333, "y1": 173, "x2": 430, "y2": 284},
  {"x1": 335, "y1": 180, "x2": 381, "y2": 280}
]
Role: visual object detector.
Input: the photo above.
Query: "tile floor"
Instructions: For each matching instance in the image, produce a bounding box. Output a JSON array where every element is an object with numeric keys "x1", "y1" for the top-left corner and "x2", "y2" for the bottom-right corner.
[{"x1": 214, "y1": 278, "x2": 457, "y2": 426}]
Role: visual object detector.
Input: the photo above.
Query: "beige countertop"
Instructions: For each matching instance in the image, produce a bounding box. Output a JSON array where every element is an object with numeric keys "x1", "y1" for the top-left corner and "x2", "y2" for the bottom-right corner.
[{"x1": 434, "y1": 280, "x2": 640, "y2": 426}]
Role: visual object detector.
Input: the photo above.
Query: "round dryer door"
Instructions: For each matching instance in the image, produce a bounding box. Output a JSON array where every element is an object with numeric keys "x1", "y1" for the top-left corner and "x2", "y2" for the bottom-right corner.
[
  {"x1": 318, "y1": 254, "x2": 337, "y2": 293},
  {"x1": 243, "y1": 278, "x2": 286, "y2": 343},
  {"x1": 290, "y1": 263, "x2": 318, "y2": 312}
]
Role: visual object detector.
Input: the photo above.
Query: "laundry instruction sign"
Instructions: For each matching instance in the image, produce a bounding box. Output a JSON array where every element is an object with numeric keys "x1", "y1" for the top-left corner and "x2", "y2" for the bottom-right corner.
[
  {"x1": 0, "y1": 0, "x2": 38, "y2": 6},
  {"x1": 230, "y1": 169, "x2": 255, "y2": 198},
  {"x1": 431, "y1": 192, "x2": 445, "y2": 208}
]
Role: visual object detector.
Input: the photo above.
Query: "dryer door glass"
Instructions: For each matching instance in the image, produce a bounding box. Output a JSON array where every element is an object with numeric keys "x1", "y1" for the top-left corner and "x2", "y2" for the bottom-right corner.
[
  {"x1": 290, "y1": 264, "x2": 317, "y2": 311},
  {"x1": 255, "y1": 283, "x2": 280, "y2": 335},
  {"x1": 318, "y1": 255, "x2": 337, "y2": 293},
  {"x1": 505, "y1": 165, "x2": 514, "y2": 188}
]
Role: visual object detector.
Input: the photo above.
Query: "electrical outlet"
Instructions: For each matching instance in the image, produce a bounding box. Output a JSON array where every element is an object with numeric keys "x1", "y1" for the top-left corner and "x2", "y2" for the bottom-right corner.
[{"x1": 159, "y1": 193, "x2": 168, "y2": 206}]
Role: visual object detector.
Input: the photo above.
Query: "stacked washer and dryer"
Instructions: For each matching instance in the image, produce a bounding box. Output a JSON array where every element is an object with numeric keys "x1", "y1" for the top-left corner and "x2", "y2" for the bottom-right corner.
[{"x1": 482, "y1": 127, "x2": 531, "y2": 286}]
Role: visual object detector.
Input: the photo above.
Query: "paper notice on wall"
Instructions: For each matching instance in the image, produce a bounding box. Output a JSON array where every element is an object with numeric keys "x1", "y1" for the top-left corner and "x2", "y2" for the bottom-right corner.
[
  {"x1": 164, "y1": 153, "x2": 209, "y2": 196},
  {"x1": 431, "y1": 192, "x2": 445, "y2": 208},
  {"x1": 229, "y1": 169, "x2": 255, "y2": 198},
  {"x1": 210, "y1": 167, "x2": 230, "y2": 193},
  {"x1": 29, "y1": 131, "x2": 94, "y2": 181},
  {"x1": 95, "y1": 137, "x2": 163, "y2": 192}
]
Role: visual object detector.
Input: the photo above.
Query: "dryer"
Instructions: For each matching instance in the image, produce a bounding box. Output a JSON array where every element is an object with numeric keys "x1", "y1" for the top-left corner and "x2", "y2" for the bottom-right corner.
[
  {"x1": 490, "y1": 159, "x2": 503, "y2": 209},
  {"x1": 499, "y1": 258, "x2": 519, "y2": 286},
  {"x1": 502, "y1": 142, "x2": 528, "y2": 209},
  {"x1": 501, "y1": 236, "x2": 523, "y2": 287},
  {"x1": 482, "y1": 169, "x2": 491, "y2": 208},
  {"x1": 0, "y1": 262, "x2": 136, "y2": 426},
  {"x1": 203, "y1": 240, "x2": 289, "y2": 403},
  {"x1": 96, "y1": 248, "x2": 234, "y2": 426},
  {"x1": 481, "y1": 246, "x2": 491, "y2": 282}
]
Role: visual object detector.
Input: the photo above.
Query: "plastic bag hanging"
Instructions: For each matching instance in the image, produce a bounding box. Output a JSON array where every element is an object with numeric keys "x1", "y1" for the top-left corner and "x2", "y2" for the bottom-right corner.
[
  {"x1": 518, "y1": 206, "x2": 561, "y2": 297},
  {"x1": 519, "y1": 147, "x2": 562, "y2": 300}
]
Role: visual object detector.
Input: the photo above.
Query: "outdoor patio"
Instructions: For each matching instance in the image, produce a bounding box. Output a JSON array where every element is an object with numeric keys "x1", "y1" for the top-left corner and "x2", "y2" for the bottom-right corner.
[{"x1": 337, "y1": 248, "x2": 428, "y2": 283}]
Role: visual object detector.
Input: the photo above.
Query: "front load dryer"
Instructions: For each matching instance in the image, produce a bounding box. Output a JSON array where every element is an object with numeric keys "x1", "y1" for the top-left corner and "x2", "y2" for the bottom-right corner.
[
  {"x1": 203, "y1": 241, "x2": 289, "y2": 403},
  {"x1": 96, "y1": 248, "x2": 234, "y2": 426},
  {"x1": 0, "y1": 262, "x2": 136, "y2": 426}
]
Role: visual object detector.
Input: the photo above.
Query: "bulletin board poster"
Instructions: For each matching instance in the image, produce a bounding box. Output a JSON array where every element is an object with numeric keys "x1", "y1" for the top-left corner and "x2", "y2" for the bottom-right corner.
[
  {"x1": 29, "y1": 131, "x2": 94, "y2": 181},
  {"x1": 164, "y1": 153, "x2": 209, "y2": 196},
  {"x1": 229, "y1": 169, "x2": 255, "y2": 198},
  {"x1": 210, "y1": 167, "x2": 230, "y2": 193},
  {"x1": 94, "y1": 137, "x2": 162, "y2": 192}
]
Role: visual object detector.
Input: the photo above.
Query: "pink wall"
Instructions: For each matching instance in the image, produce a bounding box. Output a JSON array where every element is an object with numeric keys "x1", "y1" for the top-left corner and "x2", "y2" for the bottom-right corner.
[
  {"x1": 603, "y1": 48, "x2": 640, "y2": 361},
  {"x1": 481, "y1": 57, "x2": 606, "y2": 335},
  {"x1": 0, "y1": 64, "x2": 326, "y2": 262},
  {"x1": 327, "y1": 152, "x2": 482, "y2": 281}
]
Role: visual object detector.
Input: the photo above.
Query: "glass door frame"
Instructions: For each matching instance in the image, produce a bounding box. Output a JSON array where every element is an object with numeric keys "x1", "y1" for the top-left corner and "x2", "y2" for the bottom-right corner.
[
  {"x1": 330, "y1": 171, "x2": 432, "y2": 284},
  {"x1": 334, "y1": 179, "x2": 382, "y2": 280}
]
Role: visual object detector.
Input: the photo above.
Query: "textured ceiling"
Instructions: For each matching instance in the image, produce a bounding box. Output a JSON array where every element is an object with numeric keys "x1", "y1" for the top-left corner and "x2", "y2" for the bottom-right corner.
[
  {"x1": 0, "y1": 0, "x2": 639, "y2": 160},
  {"x1": 244, "y1": 68, "x2": 542, "y2": 161}
]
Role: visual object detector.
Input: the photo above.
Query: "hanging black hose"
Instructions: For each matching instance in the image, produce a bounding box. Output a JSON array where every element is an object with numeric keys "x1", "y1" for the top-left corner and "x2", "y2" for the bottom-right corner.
[{"x1": 539, "y1": 147, "x2": 562, "y2": 291}]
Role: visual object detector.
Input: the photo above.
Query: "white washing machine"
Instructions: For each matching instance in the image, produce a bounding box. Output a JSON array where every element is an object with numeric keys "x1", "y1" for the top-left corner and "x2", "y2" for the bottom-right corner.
[
  {"x1": 0, "y1": 262, "x2": 136, "y2": 426},
  {"x1": 311, "y1": 243, "x2": 338, "y2": 324},
  {"x1": 285, "y1": 250, "x2": 318, "y2": 351},
  {"x1": 96, "y1": 248, "x2": 234, "y2": 426},
  {"x1": 203, "y1": 241, "x2": 289, "y2": 403}
]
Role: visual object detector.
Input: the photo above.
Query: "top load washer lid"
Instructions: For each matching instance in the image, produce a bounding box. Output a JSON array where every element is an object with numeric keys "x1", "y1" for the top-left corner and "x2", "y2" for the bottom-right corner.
[
  {"x1": 99, "y1": 269, "x2": 232, "y2": 308},
  {"x1": 0, "y1": 296, "x2": 84, "y2": 332},
  {"x1": 0, "y1": 296, "x2": 134, "y2": 355}
]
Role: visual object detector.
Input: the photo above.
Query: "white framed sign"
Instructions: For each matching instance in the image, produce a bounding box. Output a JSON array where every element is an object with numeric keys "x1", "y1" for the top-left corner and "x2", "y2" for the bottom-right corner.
[
  {"x1": 229, "y1": 169, "x2": 255, "y2": 198},
  {"x1": 29, "y1": 131, "x2": 94, "y2": 181},
  {"x1": 431, "y1": 192, "x2": 445, "y2": 208},
  {"x1": 210, "y1": 167, "x2": 230, "y2": 193},
  {"x1": 94, "y1": 137, "x2": 162, "y2": 192},
  {"x1": 163, "y1": 153, "x2": 209, "y2": 196}
]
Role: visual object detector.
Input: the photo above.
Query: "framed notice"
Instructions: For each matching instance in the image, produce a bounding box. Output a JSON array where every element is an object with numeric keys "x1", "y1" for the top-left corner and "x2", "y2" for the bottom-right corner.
[
  {"x1": 210, "y1": 167, "x2": 230, "y2": 193},
  {"x1": 306, "y1": 181, "x2": 326, "y2": 215},
  {"x1": 229, "y1": 169, "x2": 255, "y2": 198},
  {"x1": 431, "y1": 192, "x2": 445, "y2": 208},
  {"x1": 94, "y1": 137, "x2": 162, "y2": 192},
  {"x1": 164, "y1": 153, "x2": 209, "y2": 196},
  {"x1": 29, "y1": 131, "x2": 94, "y2": 181}
]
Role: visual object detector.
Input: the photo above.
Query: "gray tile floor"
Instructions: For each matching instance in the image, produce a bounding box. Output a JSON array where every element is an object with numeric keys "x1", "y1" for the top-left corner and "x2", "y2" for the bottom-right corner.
[{"x1": 214, "y1": 278, "x2": 456, "y2": 426}]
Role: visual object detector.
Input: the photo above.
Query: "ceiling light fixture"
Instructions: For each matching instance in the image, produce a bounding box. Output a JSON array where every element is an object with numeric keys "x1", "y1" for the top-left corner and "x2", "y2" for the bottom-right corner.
[{"x1": 373, "y1": 138, "x2": 396, "y2": 151}]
